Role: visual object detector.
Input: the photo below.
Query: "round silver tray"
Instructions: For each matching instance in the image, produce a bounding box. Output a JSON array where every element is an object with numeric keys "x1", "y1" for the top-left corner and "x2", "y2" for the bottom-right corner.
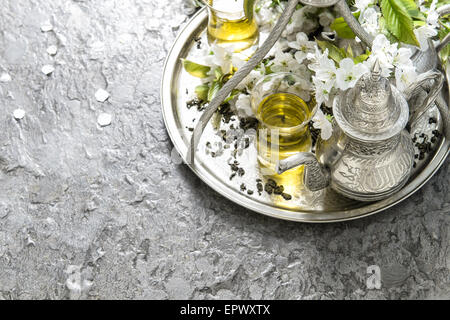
[{"x1": 161, "y1": 8, "x2": 450, "y2": 223}]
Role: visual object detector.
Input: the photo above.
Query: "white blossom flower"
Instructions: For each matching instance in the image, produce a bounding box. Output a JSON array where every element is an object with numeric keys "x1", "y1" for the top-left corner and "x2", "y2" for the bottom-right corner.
[
  {"x1": 354, "y1": 0, "x2": 375, "y2": 13},
  {"x1": 267, "y1": 38, "x2": 289, "y2": 57},
  {"x1": 308, "y1": 48, "x2": 337, "y2": 85},
  {"x1": 312, "y1": 108, "x2": 333, "y2": 140},
  {"x1": 288, "y1": 32, "x2": 316, "y2": 64},
  {"x1": 204, "y1": 43, "x2": 246, "y2": 74},
  {"x1": 414, "y1": 24, "x2": 438, "y2": 52},
  {"x1": 422, "y1": 0, "x2": 439, "y2": 29},
  {"x1": 414, "y1": 0, "x2": 439, "y2": 51},
  {"x1": 256, "y1": 4, "x2": 279, "y2": 29},
  {"x1": 312, "y1": 76, "x2": 333, "y2": 107},
  {"x1": 395, "y1": 66, "x2": 417, "y2": 92},
  {"x1": 367, "y1": 34, "x2": 397, "y2": 76},
  {"x1": 359, "y1": 7, "x2": 379, "y2": 37},
  {"x1": 236, "y1": 69, "x2": 264, "y2": 91},
  {"x1": 392, "y1": 47, "x2": 414, "y2": 69},
  {"x1": 235, "y1": 94, "x2": 253, "y2": 118},
  {"x1": 354, "y1": 0, "x2": 376, "y2": 21},
  {"x1": 335, "y1": 58, "x2": 369, "y2": 91},
  {"x1": 270, "y1": 50, "x2": 299, "y2": 73}
]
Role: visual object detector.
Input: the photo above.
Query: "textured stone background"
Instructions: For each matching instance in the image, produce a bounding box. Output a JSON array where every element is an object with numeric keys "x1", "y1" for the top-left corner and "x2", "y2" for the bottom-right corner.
[{"x1": 0, "y1": 0, "x2": 448, "y2": 300}]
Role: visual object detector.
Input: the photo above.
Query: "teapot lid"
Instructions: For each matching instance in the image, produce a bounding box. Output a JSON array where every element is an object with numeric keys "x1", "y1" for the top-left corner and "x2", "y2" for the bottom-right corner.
[{"x1": 333, "y1": 60, "x2": 409, "y2": 142}]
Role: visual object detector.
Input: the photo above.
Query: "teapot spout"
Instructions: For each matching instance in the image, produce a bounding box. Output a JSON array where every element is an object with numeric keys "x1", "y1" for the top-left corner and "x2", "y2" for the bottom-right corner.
[{"x1": 277, "y1": 152, "x2": 330, "y2": 192}]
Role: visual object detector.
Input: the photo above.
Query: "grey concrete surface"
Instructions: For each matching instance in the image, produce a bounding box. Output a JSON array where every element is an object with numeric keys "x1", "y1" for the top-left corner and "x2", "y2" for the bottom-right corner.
[{"x1": 0, "y1": 0, "x2": 448, "y2": 300}]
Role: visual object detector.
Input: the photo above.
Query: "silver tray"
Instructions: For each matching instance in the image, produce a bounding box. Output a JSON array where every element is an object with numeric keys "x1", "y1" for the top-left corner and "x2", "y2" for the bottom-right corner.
[{"x1": 161, "y1": 8, "x2": 450, "y2": 223}]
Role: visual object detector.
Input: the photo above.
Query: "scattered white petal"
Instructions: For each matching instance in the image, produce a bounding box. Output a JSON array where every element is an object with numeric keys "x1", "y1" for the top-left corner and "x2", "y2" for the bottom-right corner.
[
  {"x1": 97, "y1": 113, "x2": 112, "y2": 127},
  {"x1": 95, "y1": 89, "x2": 110, "y2": 102},
  {"x1": 47, "y1": 45, "x2": 58, "y2": 55},
  {"x1": 13, "y1": 109, "x2": 26, "y2": 120},
  {"x1": 40, "y1": 21, "x2": 53, "y2": 32},
  {"x1": 0, "y1": 72, "x2": 12, "y2": 82},
  {"x1": 41, "y1": 64, "x2": 55, "y2": 75}
]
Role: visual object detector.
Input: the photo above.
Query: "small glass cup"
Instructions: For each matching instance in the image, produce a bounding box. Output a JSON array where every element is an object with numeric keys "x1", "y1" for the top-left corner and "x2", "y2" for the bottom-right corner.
[
  {"x1": 251, "y1": 73, "x2": 317, "y2": 184},
  {"x1": 202, "y1": 0, "x2": 259, "y2": 54}
]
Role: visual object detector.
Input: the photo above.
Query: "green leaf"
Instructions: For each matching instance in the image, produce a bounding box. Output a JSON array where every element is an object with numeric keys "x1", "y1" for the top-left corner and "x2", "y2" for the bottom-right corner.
[
  {"x1": 182, "y1": 59, "x2": 211, "y2": 78},
  {"x1": 243, "y1": 0, "x2": 256, "y2": 21},
  {"x1": 224, "y1": 89, "x2": 241, "y2": 103},
  {"x1": 325, "y1": 114, "x2": 334, "y2": 122},
  {"x1": 381, "y1": 0, "x2": 419, "y2": 46},
  {"x1": 353, "y1": 50, "x2": 370, "y2": 64},
  {"x1": 413, "y1": 20, "x2": 426, "y2": 27},
  {"x1": 207, "y1": 81, "x2": 222, "y2": 101},
  {"x1": 213, "y1": 67, "x2": 223, "y2": 81},
  {"x1": 400, "y1": 0, "x2": 425, "y2": 20},
  {"x1": 316, "y1": 39, "x2": 347, "y2": 64},
  {"x1": 379, "y1": 17, "x2": 400, "y2": 43},
  {"x1": 346, "y1": 45, "x2": 354, "y2": 58},
  {"x1": 195, "y1": 84, "x2": 209, "y2": 101},
  {"x1": 330, "y1": 12, "x2": 360, "y2": 39}
]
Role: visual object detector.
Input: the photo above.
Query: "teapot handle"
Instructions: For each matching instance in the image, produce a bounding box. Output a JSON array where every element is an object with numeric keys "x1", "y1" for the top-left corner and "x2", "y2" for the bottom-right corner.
[{"x1": 403, "y1": 70, "x2": 444, "y2": 126}]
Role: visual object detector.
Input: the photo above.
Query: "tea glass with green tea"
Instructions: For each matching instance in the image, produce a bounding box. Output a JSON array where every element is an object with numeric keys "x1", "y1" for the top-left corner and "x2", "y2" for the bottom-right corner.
[
  {"x1": 251, "y1": 73, "x2": 317, "y2": 189},
  {"x1": 202, "y1": 0, "x2": 259, "y2": 54}
]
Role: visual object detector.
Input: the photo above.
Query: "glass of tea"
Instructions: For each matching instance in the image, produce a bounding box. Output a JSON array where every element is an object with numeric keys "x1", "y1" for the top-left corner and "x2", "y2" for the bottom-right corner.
[
  {"x1": 202, "y1": 0, "x2": 259, "y2": 53},
  {"x1": 251, "y1": 73, "x2": 317, "y2": 180}
]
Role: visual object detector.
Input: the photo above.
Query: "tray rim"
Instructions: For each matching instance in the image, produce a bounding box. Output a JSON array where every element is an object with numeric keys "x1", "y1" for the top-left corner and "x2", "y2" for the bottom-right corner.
[{"x1": 161, "y1": 8, "x2": 450, "y2": 223}]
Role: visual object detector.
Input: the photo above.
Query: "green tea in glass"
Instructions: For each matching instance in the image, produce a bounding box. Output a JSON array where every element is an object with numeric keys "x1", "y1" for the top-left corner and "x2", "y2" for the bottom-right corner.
[{"x1": 203, "y1": 0, "x2": 259, "y2": 53}]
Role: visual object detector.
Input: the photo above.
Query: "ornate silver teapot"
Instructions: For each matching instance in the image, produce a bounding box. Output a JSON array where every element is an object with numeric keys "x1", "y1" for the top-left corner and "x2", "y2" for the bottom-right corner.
[{"x1": 276, "y1": 61, "x2": 443, "y2": 201}]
